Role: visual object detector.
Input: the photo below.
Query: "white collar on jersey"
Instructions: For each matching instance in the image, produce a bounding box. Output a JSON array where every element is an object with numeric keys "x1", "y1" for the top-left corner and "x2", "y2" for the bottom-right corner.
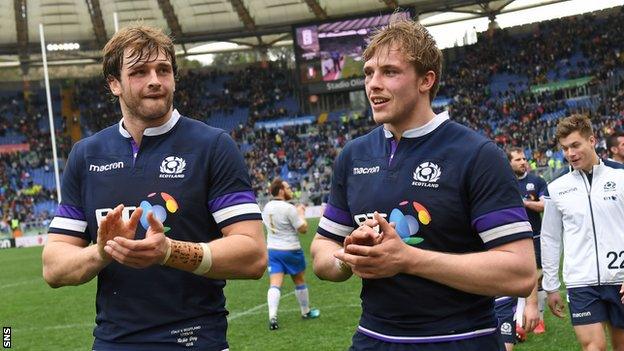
[
  {"x1": 118, "y1": 109, "x2": 181, "y2": 138},
  {"x1": 383, "y1": 110, "x2": 450, "y2": 139},
  {"x1": 517, "y1": 172, "x2": 528, "y2": 180}
]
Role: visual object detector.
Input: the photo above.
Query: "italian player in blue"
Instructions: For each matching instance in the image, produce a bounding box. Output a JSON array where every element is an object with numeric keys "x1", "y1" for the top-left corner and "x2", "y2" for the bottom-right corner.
[
  {"x1": 41, "y1": 25, "x2": 267, "y2": 350},
  {"x1": 310, "y1": 18, "x2": 537, "y2": 351}
]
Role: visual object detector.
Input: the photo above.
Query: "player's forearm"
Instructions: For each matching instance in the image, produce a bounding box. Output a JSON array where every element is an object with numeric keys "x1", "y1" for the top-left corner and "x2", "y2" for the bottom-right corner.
[
  {"x1": 310, "y1": 235, "x2": 352, "y2": 282},
  {"x1": 524, "y1": 200, "x2": 544, "y2": 212},
  {"x1": 297, "y1": 216, "x2": 309, "y2": 234},
  {"x1": 164, "y1": 235, "x2": 267, "y2": 280},
  {"x1": 403, "y1": 239, "x2": 536, "y2": 296},
  {"x1": 526, "y1": 280, "x2": 538, "y2": 307},
  {"x1": 42, "y1": 242, "x2": 109, "y2": 288},
  {"x1": 206, "y1": 233, "x2": 267, "y2": 279}
]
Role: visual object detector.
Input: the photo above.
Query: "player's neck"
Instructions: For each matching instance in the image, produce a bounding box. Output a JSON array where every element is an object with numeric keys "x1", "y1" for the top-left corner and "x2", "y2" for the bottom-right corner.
[
  {"x1": 385, "y1": 106, "x2": 436, "y2": 141},
  {"x1": 580, "y1": 154, "x2": 600, "y2": 173},
  {"x1": 121, "y1": 108, "x2": 173, "y2": 145}
]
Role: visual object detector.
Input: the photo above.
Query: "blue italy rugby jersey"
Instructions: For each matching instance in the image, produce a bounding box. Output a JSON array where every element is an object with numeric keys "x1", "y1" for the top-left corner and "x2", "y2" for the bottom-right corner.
[
  {"x1": 516, "y1": 172, "x2": 547, "y2": 236},
  {"x1": 48, "y1": 110, "x2": 261, "y2": 349},
  {"x1": 318, "y1": 111, "x2": 532, "y2": 342}
]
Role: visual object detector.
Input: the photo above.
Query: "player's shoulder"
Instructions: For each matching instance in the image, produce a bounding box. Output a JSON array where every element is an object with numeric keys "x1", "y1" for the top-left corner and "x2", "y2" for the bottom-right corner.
[
  {"x1": 175, "y1": 115, "x2": 229, "y2": 143},
  {"x1": 603, "y1": 159, "x2": 624, "y2": 170},
  {"x1": 527, "y1": 172, "x2": 547, "y2": 183},
  {"x1": 344, "y1": 125, "x2": 384, "y2": 151},
  {"x1": 74, "y1": 123, "x2": 122, "y2": 153},
  {"x1": 441, "y1": 120, "x2": 491, "y2": 147},
  {"x1": 546, "y1": 168, "x2": 573, "y2": 195},
  {"x1": 336, "y1": 125, "x2": 385, "y2": 164}
]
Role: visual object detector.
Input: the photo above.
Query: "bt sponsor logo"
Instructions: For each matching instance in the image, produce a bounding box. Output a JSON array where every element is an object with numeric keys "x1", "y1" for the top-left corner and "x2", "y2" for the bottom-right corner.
[
  {"x1": 354, "y1": 201, "x2": 432, "y2": 246},
  {"x1": 95, "y1": 192, "x2": 179, "y2": 233},
  {"x1": 389, "y1": 200, "x2": 431, "y2": 246}
]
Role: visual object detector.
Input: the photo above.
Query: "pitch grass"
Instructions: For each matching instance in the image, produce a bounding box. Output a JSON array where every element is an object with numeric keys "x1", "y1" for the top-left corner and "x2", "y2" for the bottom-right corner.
[{"x1": 1, "y1": 218, "x2": 580, "y2": 350}]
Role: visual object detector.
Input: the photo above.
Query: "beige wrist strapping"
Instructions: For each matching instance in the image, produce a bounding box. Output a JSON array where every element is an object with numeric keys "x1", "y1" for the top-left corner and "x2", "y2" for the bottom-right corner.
[
  {"x1": 192, "y1": 243, "x2": 213, "y2": 275},
  {"x1": 160, "y1": 238, "x2": 172, "y2": 265}
]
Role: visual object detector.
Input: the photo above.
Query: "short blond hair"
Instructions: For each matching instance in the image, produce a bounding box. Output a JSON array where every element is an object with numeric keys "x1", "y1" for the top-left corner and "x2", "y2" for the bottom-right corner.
[
  {"x1": 555, "y1": 114, "x2": 593, "y2": 141},
  {"x1": 363, "y1": 17, "x2": 443, "y2": 102}
]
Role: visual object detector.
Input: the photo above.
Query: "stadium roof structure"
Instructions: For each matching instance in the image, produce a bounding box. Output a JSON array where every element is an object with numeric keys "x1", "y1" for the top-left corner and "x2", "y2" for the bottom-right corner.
[{"x1": 0, "y1": 0, "x2": 566, "y2": 70}]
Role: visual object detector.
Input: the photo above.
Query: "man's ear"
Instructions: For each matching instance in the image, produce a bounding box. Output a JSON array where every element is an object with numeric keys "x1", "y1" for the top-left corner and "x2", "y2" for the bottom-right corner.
[
  {"x1": 418, "y1": 70, "x2": 436, "y2": 95},
  {"x1": 108, "y1": 76, "x2": 121, "y2": 96}
]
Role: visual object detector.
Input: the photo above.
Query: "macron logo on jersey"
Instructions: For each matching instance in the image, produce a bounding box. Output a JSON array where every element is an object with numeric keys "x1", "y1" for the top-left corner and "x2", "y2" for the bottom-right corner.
[
  {"x1": 89, "y1": 161, "x2": 124, "y2": 172},
  {"x1": 353, "y1": 166, "x2": 380, "y2": 175},
  {"x1": 160, "y1": 156, "x2": 186, "y2": 179},
  {"x1": 558, "y1": 187, "x2": 577, "y2": 196}
]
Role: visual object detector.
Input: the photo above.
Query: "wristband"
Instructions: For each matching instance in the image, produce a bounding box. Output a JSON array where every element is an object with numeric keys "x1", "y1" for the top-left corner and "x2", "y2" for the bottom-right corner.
[
  {"x1": 192, "y1": 243, "x2": 213, "y2": 275},
  {"x1": 160, "y1": 238, "x2": 172, "y2": 265}
]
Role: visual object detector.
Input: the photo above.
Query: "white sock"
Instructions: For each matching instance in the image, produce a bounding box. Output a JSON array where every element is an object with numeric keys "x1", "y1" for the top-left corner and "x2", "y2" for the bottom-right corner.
[
  {"x1": 295, "y1": 284, "x2": 310, "y2": 315},
  {"x1": 538, "y1": 290, "x2": 547, "y2": 320},
  {"x1": 267, "y1": 286, "x2": 281, "y2": 319},
  {"x1": 515, "y1": 297, "x2": 526, "y2": 327}
]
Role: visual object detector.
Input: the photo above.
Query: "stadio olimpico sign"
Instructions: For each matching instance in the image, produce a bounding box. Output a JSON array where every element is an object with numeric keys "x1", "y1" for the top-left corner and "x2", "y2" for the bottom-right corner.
[
  {"x1": 307, "y1": 77, "x2": 365, "y2": 94},
  {"x1": 0, "y1": 238, "x2": 15, "y2": 249}
]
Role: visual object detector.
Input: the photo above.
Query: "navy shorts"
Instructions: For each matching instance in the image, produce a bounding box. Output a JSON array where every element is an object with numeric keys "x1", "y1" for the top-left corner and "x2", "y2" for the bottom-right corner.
[
  {"x1": 494, "y1": 297, "x2": 517, "y2": 344},
  {"x1": 567, "y1": 285, "x2": 624, "y2": 327},
  {"x1": 533, "y1": 235, "x2": 541, "y2": 269},
  {"x1": 349, "y1": 330, "x2": 504, "y2": 351},
  {"x1": 268, "y1": 249, "x2": 306, "y2": 275}
]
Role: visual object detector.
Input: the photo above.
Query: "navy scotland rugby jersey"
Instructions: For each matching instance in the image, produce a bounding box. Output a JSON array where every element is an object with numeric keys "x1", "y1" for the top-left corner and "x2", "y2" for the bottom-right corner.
[
  {"x1": 318, "y1": 111, "x2": 532, "y2": 341},
  {"x1": 516, "y1": 172, "x2": 547, "y2": 236},
  {"x1": 48, "y1": 110, "x2": 261, "y2": 348}
]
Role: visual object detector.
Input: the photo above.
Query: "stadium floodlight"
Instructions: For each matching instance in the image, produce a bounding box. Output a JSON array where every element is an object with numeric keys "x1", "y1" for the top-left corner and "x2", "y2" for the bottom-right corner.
[{"x1": 46, "y1": 42, "x2": 80, "y2": 52}]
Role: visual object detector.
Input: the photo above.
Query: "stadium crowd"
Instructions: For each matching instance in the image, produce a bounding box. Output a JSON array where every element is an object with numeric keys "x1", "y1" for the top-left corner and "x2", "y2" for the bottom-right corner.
[
  {"x1": 1, "y1": 7, "x2": 624, "y2": 230},
  {"x1": 0, "y1": 94, "x2": 71, "y2": 233}
]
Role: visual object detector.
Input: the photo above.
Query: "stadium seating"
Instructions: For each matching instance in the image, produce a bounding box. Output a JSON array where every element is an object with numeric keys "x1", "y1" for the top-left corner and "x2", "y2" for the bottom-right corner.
[{"x1": 1, "y1": 7, "x2": 624, "y2": 229}]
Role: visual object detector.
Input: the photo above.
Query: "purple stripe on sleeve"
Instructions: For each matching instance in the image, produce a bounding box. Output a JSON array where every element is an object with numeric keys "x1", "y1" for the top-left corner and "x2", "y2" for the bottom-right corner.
[
  {"x1": 323, "y1": 204, "x2": 352, "y2": 226},
  {"x1": 208, "y1": 191, "x2": 257, "y2": 212},
  {"x1": 55, "y1": 204, "x2": 86, "y2": 220},
  {"x1": 472, "y1": 207, "x2": 528, "y2": 233}
]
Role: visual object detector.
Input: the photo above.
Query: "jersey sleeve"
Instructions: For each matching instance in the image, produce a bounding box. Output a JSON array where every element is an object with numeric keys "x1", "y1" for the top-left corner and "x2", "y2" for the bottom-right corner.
[
  {"x1": 48, "y1": 142, "x2": 90, "y2": 241},
  {"x1": 536, "y1": 175, "x2": 548, "y2": 198},
  {"x1": 288, "y1": 205, "x2": 306, "y2": 231},
  {"x1": 468, "y1": 142, "x2": 533, "y2": 249},
  {"x1": 317, "y1": 148, "x2": 355, "y2": 244},
  {"x1": 206, "y1": 132, "x2": 261, "y2": 229},
  {"x1": 540, "y1": 189, "x2": 563, "y2": 292}
]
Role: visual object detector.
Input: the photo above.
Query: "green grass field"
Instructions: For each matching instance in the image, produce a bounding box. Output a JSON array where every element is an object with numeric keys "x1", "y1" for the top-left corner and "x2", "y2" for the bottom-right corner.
[{"x1": 1, "y1": 218, "x2": 581, "y2": 350}]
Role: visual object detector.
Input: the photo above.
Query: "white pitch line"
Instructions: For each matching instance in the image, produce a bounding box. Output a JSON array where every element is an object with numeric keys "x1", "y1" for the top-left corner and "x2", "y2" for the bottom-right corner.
[
  {"x1": 15, "y1": 322, "x2": 94, "y2": 332},
  {"x1": 0, "y1": 278, "x2": 42, "y2": 289},
  {"x1": 13, "y1": 297, "x2": 358, "y2": 333},
  {"x1": 228, "y1": 291, "x2": 296, "y2": 321},
  {"x1": 228, "y1": 293, "x2": 360, "y2": 322}
]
